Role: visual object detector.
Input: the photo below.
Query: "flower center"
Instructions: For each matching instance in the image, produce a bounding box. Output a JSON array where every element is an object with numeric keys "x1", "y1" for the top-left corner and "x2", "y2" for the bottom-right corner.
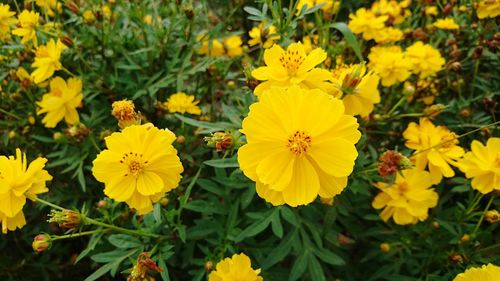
[
  {"x1": 279, "y1": 49, "x2": 304, "y2": 75},
  {"x1": 439, "y1": 132, "x2": 458, "y2": 150},
  {"x1": 52, "y1": 88, "x2": 62, "y2": 97},
  {"x1": 287, "y1": 131, "x2": 311, "y2": 155},
  {"x1": 120, "y1": 152, "x2": 148, "y2": 177},
  {"x1": 495, "y1": 154, "x2": 500, "y2": 168},
  {"x1": 398, "y1": 182, "x2": 409, "y2": 193}
]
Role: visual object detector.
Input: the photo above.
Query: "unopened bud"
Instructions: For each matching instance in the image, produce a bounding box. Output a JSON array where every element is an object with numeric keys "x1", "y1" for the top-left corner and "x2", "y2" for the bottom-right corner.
[
  {"x1": 448, "y1": 254, "x2": 463, "y2": 264},
  {"x1": 48, "y1": 209, "x2": 83, "y2": 229},
  {"x1": 176, "y1": 135, "x2": 186, "y2": 144},
  {"x1": 204, "y1": 132, "x2": 234, "y2": 152},
  {"x1": 485, "y1": 210, "x2": 499, "y2": 223},
  {"x1": 66, "y1": 2, "x2": 79, "y2": 14},
  {"x1": 226, "y1": 80, "x2": 236, "y2": 90},
  {"x1": 159, "y1": 197, "x2": 169, "y2": 206},
  {"x1": 403, "y1": 82, "x2": 415, "y2": 95},
  {"x1": 380, "y1": 243, "x2": 391, "y2": 253},
  {"x1": 424, "y1": 104, "x2": 445, "y2": 118},
  {"x1": 60, "y1": 36, "x2": 74, "y2": 48},
  {"x1": 432, "y1": 221, "x2": 440, "y2": 229},
  {"x1": 53, "y1": 132, "x2": 64, "y2": 141},
  {"x1": 28, "y1": 116, "x2": 35, "y2": 125},
  {"x1": 337, "y1": 233, "x2": 353, "y2": 245},
  {"x1": 97, "y1": 200, "x2": 107, "y2": 208},
  {"x1": 8, "y1": 130, "x2": 16, "y2": 139},
  {"x1": 204, "y1": 261, "x2": 214, "y2": 272},
  {"x1": 32, "y1": 234, "x2": 51, "y2": 253},
  {"x1": 460, "y1": 234, "x2": 470, "y2": 243}
]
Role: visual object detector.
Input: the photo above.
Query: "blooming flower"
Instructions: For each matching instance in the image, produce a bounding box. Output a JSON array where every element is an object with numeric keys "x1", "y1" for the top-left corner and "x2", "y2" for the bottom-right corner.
[
  {"x1": 372, "y1": 169, "x2": 438, "y2": 225},
  {"x1": 209, "y1": 253, "x2": 262, "y2": 281},
  {"x1": 425, "y1": 6, "x2": 438, "y2": 16},
  {"x1": 35, "y1": 0, "x2": 62, "y2": 17},
  {"x1": 453, "y1": 264, "x2": 500, "y2": 281},
  {"x1": 373, "y1": 27, "x2": 403, "y2": 44},
  {"x1": 0, "y1": 4, "x2": 16, "y2": 41},
  {"x1": 251, "y1": 42, "x2": 334, "y2": 96},
  {"x1": 368, "y1": 46, "x2": 411, "y2": 87},
  {"x1": 31, "y1": 39, "x2": 67, "y2": 83},
  {"x1": 0, "y1": 149, "x2": 52, "y2": 233},
  {"x1": 457, "y1": 138, "x2": 500, "y2": 194},
  {"x1": 405, "y1": 42, "x2": 445, "y2": 78},
  {"x1": 238, "y1": 86, "x2": 360, "y2": 206},
  {"x1": 433, "y1": 18, "x2": 459, "y2": 30},
  {"x1": 371, "y1": 0, "x2": 411, "y2": 24},
  {"x1": 164, "y1": 92, "x2": 201, "y2": 115},
  {"x1": 248, "y1": 22, "x2": 279, "y2": 48},
  {"x1": 196, "y1": 33, "x2": 224, "y2": 57},
  {"x1": 37, "y1": 77, "x2": 83, "y2": 128},
  {"x1": 223, "y1": 35, "x2": 243, "y2": 58},
  {"x1": 12, "y1": 10, "x2": 39, "y2": 46},
  {"x1": 348, "y1": 8, "x2": 388, "y2": 41},
  {"x1": 331, "y1": 64, "x2": 380, "y2": 117},
  {"x1": 92, "y1": 124, "x2": 184, "y2": 215},
  {"x1": 403, "y1": 118, "x2": 465, "y2": 184},
  {"x1": 476, "y1": 0, "x2": 500, "y2": 19}
]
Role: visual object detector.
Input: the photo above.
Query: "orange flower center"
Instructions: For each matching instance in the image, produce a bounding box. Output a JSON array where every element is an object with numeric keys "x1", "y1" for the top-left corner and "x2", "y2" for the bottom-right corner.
[
  {"x1": 439, "y1": 132, "x2": 458, "y2": 149},
  {"x1": 52, "y1": 88, "x2": 62, "y2": 97},
  {"x1": 495, "y1": 154, "x2": 500, "y2": 167},
  {"x1": 280, "y1": 49, "x2": 304, "y2": 75},
  {"x1": 398, "y1": 182, "x2": 409, "y2": 193},
  {"x1": 120, "y1": 152, "x2": 148, "y2": 176},
  {"x1": 287, "y1": 131, "x2": 311, "y2": 155}
]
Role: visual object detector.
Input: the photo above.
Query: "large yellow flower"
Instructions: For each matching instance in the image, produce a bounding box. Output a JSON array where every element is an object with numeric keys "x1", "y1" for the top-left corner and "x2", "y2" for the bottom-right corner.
[
  {"x1": 453, "y1": 264, "x2": 500, "y2": 281},
  {"x1": 35, "y1": 0, "x2": 62, "y2": 17},
  {"x1": 209, "y1": 253, "x2": 263, "y2": 281},
  {"x1": 348, "y1": 8, "x2": 388, "y2": 41},
  {"x1": 0, "y1": 4, "x2": 16, "y2": 40},
  {"x1": 372, "y1": 168, "x2": 438, "y2": 225},
  {"x1": 238, "y1": 86, "x2": 361, "y2": 207},
  {"x1": 368, "y1": 45, "x2": 411, "y2": 87},
  {"x1": 406, "y1": 42, "x2": 445, "y2": 78},
  {"x1": 476, "y1": 0, "x2": 500, "y2": 19},
  {"x1": 248, "y1": 22, "x2": 279, "y2": 48},
  {"x1": 164, "y1": 92, "x2": 201, "y2": 115},
  {"x1": 37, "y1": 77, "x2": 83, "y2": 128},
  {"x1": 403, "y1": 118, "x2": 465, "y2": 184},
  {"x1": 331, "y1": 64, "x2": 380, "y2": 117},
  {"x1": 252, "y1": 42, "x2": 333, "y2": 96},
  {"x1": 31, "y1": 38, "x2": 67, "y2": 83},
  {"x1": 457, "y1": 138, "x2": 500, "y2": 194},
  {"x1": 92, "y1": 124, "x2": 184, "y2": 215},
  {"x1": 0, "y1": 149, "x2": 52, "y2": 233},
  {"x1": 12, "y1": 10, "x2": 39, "y2": 46}
]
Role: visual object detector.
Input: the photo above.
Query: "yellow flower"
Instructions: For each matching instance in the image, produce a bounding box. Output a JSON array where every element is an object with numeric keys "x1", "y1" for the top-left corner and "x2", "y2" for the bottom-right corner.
[
  {"x1": 477, "y1": 0, "x2": 500, "y2": 19},
  {"x1": 453, "y1": 264, "x2": 500, "y2": 281},
  {"x1": 37, "y1": 77, "x2": 83, "y2": 128},
  {"x1": 316, "y1": 0, "x2": 340, "y2": 14},
  {"x1": 403, "y1": 118, "x2": 465, "y2": 184},
  {"x1": 331, "y1": 64, "x2": 380, "y2": 117},
  {"x1": 372, "y1": 168, "x2": 438, "y2": 225},
  {"x1": 348, "y1": 8, "x2": 388, "y2": 41},
  {"x1": 371, "y1": 0, "x2": 411, "y2": 24},
  {"x1": 35, "y1": 0, "x2": 62, "y2": 17},
  {"x1": 372, "y1": 27, "x2": 403, "y2": 43},
  {"x1": 101, "y1": 5, "x2": 112, "y2": 20},
  {"x1": 31, "y1": 38, "x2": 67, "y2": 84},
  {"x1": 406, "y1": 42, "x2": 445, "y2": 78},
  {"x1": 223, "y1": 35, "x2": 243, "y2": 58},
  {"x1": 112, "y1": 99, "x2": 140, "y2": 129},
  {"x1": 0, "y1": 149, "x2": 52, "y2": 233},
  {"x1": 209, "y1": 253, "x2": 262, "y2": 281},
  {"x1": 368, "y1": 46, "x2": 411, "y2": 87},
  {"x1": 12, "y1": 10, "x2": 39, "y2": 46},
  {"x1": 164, "y1": 92, "x2": 201, "y2": 115},
  {"x1": 433, "y1": 18, "x2": 459, "y2": 30},
  {"x1": 82, "y1": 10, "x2": 95, "y2": 23},
  {"x1": 92, "y1": 124, "x2": 183, "y2": 215},
  {"x1": 425, "y1": 6, "x2": 439, "y2": 16},
  {"x1": 248, "y1": 22, "x2": 279, "y2": 48},
  {"x1": 196, "y1": 33, "x2": 224, "y2": 57},
  {"x1": 296, "y1": 0, "x2": 315, "y2": 14},
  {"x1": 0, "y1": 4, "x2": 16, "y2": 40},
  {"x1": 251, "y1": 42, "x2": 334, "y2": 96},
  {"x1": 457, "y1": 138, "x2": 500, "y2": 194},
  {"x1": 238, "y1": 86, "x2": 360, "y2": 207}
]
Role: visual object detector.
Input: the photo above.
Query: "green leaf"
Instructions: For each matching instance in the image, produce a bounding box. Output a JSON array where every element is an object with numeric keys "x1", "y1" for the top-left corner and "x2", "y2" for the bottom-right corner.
[
  {"x1": 263, "y1": 230, "x2": 296, "y2": 269},
  {"x1": 203, "y1": 157, "x2": 239, "y2": 168},
  {"x1": 327, "y1": 22, "x2": 364, "y2": 63},
  {"x1": 308, "y1": 255, "x2": 326, "y2": 281},
  {"x1": 85, "y1": 250, "x2": 136, "y2": 281},
  {"x1": 175, "y1": 114, "x2": 235, "y2": 133},
  {"x1": 76, "y1": 232, "x2": 104, "y2": 263},
  {"x1": 280, "y1": 206, "x2": 298, "y2": 226},
  {"x1": 314, "y1": 247, "x2": 345, "y2": 266},
  {"x1": 234, "y1": 210, "x2": 275, "y2": 242},
  {"x1": 271, "y1": 210, "x2": 284, "y2": 238},
  {"x1": 108, "y1": 234, "x2": 143, "y2": 249},
  {"x1": 289, "y1": 251, "x2": 309, "y2": 281}
]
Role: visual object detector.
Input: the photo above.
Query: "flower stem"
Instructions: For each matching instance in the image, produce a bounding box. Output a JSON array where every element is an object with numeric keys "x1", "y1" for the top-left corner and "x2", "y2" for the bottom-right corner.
[
  {"x1": 33, "y1": 197, "x2": 66, "y2": 211},
  {"x1": 51, "y1": 229, "x2": 108, "y2": 241},
  {"x1": 84, "y1": 217, "x2": 159, "y2": 238},
  {"x1": 471, "y1": 196, "x2": 495, "y2": 238}
]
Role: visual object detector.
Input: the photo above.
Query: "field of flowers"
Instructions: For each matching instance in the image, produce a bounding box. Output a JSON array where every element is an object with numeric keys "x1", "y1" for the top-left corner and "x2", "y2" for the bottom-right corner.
[{"x1": 0, "y1": 0, "x2": 499, "y2": 280}]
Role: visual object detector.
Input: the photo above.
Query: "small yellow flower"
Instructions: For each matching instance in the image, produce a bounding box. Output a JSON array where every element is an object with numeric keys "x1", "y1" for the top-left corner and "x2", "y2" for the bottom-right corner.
[
  {"x1": 164, "y1": 92, "x2": 201, "y2": 115},
  {"x1": 372, "y1": 169, "x2": 438, "y2": 225},
  {"x1": 433, "y1": 18, "x2": 460, "y2": 30},
  {"x1": 223, "y1": 35, "x2": 243, "y2": 58},
  {"x1": 453, "y1": 264, "x2": 500, "y2": 281},
  {"x1": 348, "y1": 8, "x2": 387, "y2": 41},
  {"x1": 0, "y1": 149, "x2": 52, "y2": 233},
  {"x1": 371, "y1": 0, "x2": 411, "y2": 24},
  {"x1": 406, "y1": 41, "x2": 445, "y2": 78},
  {"x1": 196, "y1": 33, "x2": 224, "y2": 57},
  {"x1": 92, "y1": 124, "x2": 184, "y2": 215},
  {"x1": 35, "y1": 0, "x2": 62, "y2": 17},
  {"x1": 296, "y1": 0, "x2": 315, "y2": 14},
  {"x1": 31, "y1": 38, "x2": 67, "y2": 84},
  {"x1": 101, "y1": 5, "x2": 112, "y2": 20},
  {"x1": 252, "y1": 42, "x2": 334, "y2": 95},
  {"x1": 82, "y1": 10, "x2": 95, "y2": 23},
  {"x1": 238, "y1": 86, "x2": 360, "y2": 206},
  {"x1": 457, "y1": 138, "x2": 500, "y2": 194},
  {"x1": 209, "y1": 253, "x2": 262, "y2": 281},
  {"x1": 248, "y1": 22, "x2": 279, "y2": 48},
  {"x1": 372, "y1": 27, "x2": 403, "y2": 44},
  {"x1": 12, "y1": 10, "x2": 39, "y2": 46},
  {"x1": 331, "y1": 64, "x2": 381, "y2": 117},
  {"x1": 485, "y1": 210, "x2": 499, "y2": 223},
  {"x1": 368, "y1": 46, "x2": 411, "y2": 87},
  {"x1": 37, "y1": 77, "x2": 83, "y2": 128},
  {"x1": 476, "y1": 0, "x2": 500, "y2": 19},
  {"x1": 425, "y1": 6, "x2": 438, "y2": 16},
  {"x1": 403, "y1": 118, "x2": 465, "y2": 184},
  {"x1": 112, "y1": 99, "x2": 140, "y2": 129},
  {"x1": 0, "y1": 4, "x2": 16, "y2": 40}
]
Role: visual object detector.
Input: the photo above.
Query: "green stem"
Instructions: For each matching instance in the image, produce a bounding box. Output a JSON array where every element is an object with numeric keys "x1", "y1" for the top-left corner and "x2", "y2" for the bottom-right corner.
[
  {"x1": 62, "y1": 67, "x2": 77, "y2": 77},
  {"x1": 387, "y1": 96, "x2": 407, "y2": 116},
  {"x1": 471, "y1": 196, "x2": 494, "y2": 237},
  {"x1": 51, "y1": 229, "x2": 108, "y2": 241},
  {"x1": 0, "y1": 108, "x2": 22, "y2": 120},
  {"x1": 33, "y1": 197, "x2": 66, "y2": 211},
  {"x1": 84, "y1": 217, "x2": 159, "y2": 238}
]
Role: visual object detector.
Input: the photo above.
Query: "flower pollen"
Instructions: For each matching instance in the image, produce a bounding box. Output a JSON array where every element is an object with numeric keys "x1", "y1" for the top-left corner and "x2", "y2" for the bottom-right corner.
[
  {"x1": 121, "y1": 152, "x2": 147, "y2": 176},
  {"x1": 280, "y1": 49, "x2": 304, "y2": 75},
  {"x1": 287, "y1": 131, "x2": 311, "y2": 155}
]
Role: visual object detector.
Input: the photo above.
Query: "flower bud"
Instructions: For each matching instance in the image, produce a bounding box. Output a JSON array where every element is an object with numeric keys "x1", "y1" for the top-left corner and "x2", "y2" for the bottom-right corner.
[
  {"x1": 32, "y1": 234, "x2": 51, "y2": 253},
  {"x1": 485, "y1": 210, "x2": 499, "y2": 223},
  {"x1": 204, "y1": 132, "x2": 234, "y2": 152},
  {"x1": 8, "y1": 130, "x2": 16, "y2": 139},
  {"x1": 159, "y1": 197, "x2": 169, "y2": 206},
  {"x1": 97, "y1": 200, "x2": 107, "y2": 208},
  {"x1": 66, "y1": 2, "x2": 79, "y2": 14},
  {"x1": 112, "y1": 99, "x2": 140, "y2": 129},
  {"x1": 48, "y1": 209, "x2": 83, "y2": 229},
  {"x1": 176, "y1": 135, "x2": 186, "y2": 144},
  {"x1": 380, "y1": 243, "x2": 391, "y2": 253},
  {"x1": 460, "y1": 234, "x2": 470, "y2": 243},
  {"x1": 448, "y1": 253, "x2": 464, "y2": 264},
  {"x1": 424, "y1": 104, "x2": 445, "y2": 118},
  {"x1": 204, "y1": 261, "x2": 214, "y2": 272}
]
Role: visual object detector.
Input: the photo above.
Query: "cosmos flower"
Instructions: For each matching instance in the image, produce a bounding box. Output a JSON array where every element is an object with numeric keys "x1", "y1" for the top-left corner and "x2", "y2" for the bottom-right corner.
[{"x1": 209, "y1": 253, "x2": 262, "y2": 281}]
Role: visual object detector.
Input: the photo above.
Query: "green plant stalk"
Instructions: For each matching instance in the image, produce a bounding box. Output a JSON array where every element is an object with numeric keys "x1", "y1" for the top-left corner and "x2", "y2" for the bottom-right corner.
[
  {"x1": 51, "y1": 229, "x2": 108, "y2": 241},
  {"x1": 471, "y1": 196, "x2": 495, "y2": 237}
]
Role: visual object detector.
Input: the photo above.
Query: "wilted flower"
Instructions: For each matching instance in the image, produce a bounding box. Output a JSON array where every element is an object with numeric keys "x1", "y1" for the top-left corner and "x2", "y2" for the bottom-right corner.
[
  {"x1": 112, "y1": 99, "x2": 140, "y2": 129},
  {"x1": 128, "y1": 252, "x2": 163, "y2": 281},
  {"x1": 48, "y1": 209, "x2": 82, "y2": 229}
]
